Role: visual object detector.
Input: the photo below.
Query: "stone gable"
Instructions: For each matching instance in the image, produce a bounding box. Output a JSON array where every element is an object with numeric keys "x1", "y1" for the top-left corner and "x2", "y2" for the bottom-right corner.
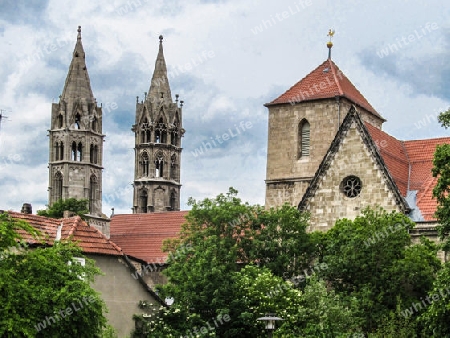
[{"x1": 304, "y1": 120, "x2": 402, "y2": 231}]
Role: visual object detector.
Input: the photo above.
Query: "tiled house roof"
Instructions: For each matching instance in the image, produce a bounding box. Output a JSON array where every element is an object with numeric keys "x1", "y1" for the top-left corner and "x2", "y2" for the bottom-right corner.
[
  {"x1": 365, "y1": 126, "x2": 450, "y2": 221},
  {"x1": 8, "y1": 211, "x2": 123, "y2": 256},
  {"x1": 110, "y1": 211, "x2": 188, "y2": 264},
  {"x1": 266, "y1": 59, "x2": 383, "y2": 120}
]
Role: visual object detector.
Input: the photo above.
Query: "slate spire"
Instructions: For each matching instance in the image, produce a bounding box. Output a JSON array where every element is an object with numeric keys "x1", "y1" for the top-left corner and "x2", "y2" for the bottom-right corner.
[
  {"x1": 60, "y1": 26, "x2": 95, "y2": 102},
  {"x1": 148, "y1": 35, "x2": 172, "y2": 103}
]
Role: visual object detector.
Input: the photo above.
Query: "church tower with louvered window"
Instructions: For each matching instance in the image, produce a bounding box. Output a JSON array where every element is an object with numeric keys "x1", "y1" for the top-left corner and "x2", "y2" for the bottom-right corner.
[
  {"x1": 48, "y1": 26, "x2": 104, "y2": 216},
  {"x1": 132, "y1": 36, "x2": 184, "y2": 213}
]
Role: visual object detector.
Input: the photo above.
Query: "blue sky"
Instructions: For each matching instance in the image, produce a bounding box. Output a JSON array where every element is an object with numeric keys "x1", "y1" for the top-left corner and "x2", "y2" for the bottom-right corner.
[{"x1": 0, "y1": 0, "x2": 449, "y2": 214}]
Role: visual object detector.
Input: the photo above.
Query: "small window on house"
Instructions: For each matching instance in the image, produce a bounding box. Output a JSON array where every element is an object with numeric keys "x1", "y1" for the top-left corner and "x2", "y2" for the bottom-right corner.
[
  {"x1": 68, "y1": 257, "x2": 86, "y2": 280},
  {"x1": 298, "y1": 119, "x2": 310, "y2": 158},
  {"x1": 340, "y1": 175, "x2": 362, "y2": 198}
]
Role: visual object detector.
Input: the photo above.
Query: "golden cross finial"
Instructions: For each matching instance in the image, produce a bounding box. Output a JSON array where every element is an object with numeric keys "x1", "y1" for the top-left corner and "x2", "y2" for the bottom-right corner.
[
  {"x1": 327, "y1": 29, "x2": 335, "y2": 40},
  {"x1": 327, "y1": 29, "x2": 335, "y2": 59}
]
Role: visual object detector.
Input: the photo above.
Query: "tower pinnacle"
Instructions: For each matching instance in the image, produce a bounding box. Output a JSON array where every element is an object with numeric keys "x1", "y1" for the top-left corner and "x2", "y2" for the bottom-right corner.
[{"x1": 148, "y1": 35, "x2": 172, "y2": 103}]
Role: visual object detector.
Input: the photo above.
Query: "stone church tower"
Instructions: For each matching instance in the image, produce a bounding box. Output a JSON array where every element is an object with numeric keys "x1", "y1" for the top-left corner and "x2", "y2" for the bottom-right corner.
[
  {"x1": 48, "y1": 26, "x2": 104, "y2": 216},
  {"x1": 265, "y1": 41, "x2": 385, "y2": 209},
  {"x1": 132, "y1": 36, "x2": 184, "y2": 213}
]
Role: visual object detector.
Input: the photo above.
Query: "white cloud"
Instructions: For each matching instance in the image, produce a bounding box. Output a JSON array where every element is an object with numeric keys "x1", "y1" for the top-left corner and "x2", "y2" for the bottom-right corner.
[{"x1": 0, "y1": 0, "x2": 449, "y2": 214}]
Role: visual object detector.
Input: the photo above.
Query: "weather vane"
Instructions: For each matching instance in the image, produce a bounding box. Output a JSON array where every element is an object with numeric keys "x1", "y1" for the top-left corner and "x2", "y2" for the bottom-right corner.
[{"x1": 327, "y1": 29, "x2": 335, "y2": 59}]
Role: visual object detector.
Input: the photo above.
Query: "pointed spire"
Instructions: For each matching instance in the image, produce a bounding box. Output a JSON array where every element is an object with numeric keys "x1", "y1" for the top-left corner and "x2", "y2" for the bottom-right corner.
[
  {"x1": 148, "y1": 35, "x2": 172, "y2": 103},
  {"x1": 60, "y1": 26, "x2": 95, "y2": 102}
]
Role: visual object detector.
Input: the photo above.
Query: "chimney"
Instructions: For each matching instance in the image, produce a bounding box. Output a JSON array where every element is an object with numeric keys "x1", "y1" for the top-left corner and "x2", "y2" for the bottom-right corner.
[
  {"x1": 63, "y1": 210, "x2": 76, "y2": 218},
  {"x1": 21, "y1": 203, "x2": 32, "y2": 214}
]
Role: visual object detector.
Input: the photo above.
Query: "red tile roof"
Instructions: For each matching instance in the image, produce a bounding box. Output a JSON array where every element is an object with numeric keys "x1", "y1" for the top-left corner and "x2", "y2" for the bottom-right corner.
[
  {"x1": 266, "y1": 59, "x2": 383, "y2": 120},
  {"x1": 365, "y1": 126, "x2": 450, "y2": 221},
  {"x1": 365, "y1": 123, "x2": 410, "y2": 196},
  {"x1": 8, "y1": 211, "x2": 123, "y2": 256},
  {"x1": 110, "y1": 211, "x2": 188, "y2": 264}
]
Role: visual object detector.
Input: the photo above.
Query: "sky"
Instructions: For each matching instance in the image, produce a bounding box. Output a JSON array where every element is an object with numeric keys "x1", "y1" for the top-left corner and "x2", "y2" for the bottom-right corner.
[{"x1": 0, "y1": 0, "x2": 449, "y2": 215}]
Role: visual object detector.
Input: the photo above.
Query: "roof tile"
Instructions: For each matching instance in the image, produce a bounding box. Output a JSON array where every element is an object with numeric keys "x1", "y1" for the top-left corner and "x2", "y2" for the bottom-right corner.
[
  {"x1": 110, "y1": 211, "x2": 188, "y2": 264},
  {"x1": 266, "y1": 59, "x2": 382, "y2": 120}
]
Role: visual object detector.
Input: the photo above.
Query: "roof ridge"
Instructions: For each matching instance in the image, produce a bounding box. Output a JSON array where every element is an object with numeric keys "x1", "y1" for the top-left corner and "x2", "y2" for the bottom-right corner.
[{"x1": 329, "y1": 59, "x2": 344, "y2": 96}]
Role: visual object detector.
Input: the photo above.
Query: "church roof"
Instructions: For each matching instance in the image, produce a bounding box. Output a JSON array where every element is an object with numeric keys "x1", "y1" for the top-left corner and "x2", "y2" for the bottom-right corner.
[
  {"x1": 60, "y1": 26, "x2": 95, "y2": 102},
  {"x1": 110, "y1": 211, "x2": 188, "y2": 264},
  {"x1": 266, "y1": 59, "x2": 384, "y2": 121},
  {"x1": 298, "y1": 107, "x2": 449, "y2": 222},
  {"x1": 365, "y1": 125, "x2": 450, "y2": 221},
  {"x1": 8, "y1": 211, "x2": 123, "y2": 256}
]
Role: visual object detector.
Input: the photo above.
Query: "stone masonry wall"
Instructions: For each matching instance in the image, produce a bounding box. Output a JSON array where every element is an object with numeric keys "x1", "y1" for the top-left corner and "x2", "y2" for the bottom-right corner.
[{"x1": 306, "y1": 121, "x2": 400, "y2": 231}]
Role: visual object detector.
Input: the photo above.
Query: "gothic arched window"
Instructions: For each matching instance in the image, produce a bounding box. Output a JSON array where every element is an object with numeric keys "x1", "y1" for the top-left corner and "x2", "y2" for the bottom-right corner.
[
  {"x1": 141, "y1": 152, "x2": 149, "y2": 176},
  {"x1": 55, "y1": 142, "x2": 60, "y2": 161},
  {"x1": 155, "y1": 117, "x2": 167, "y2": 144},
  {"x1": 141, "y1": 118, "x2": 150, "y2": 143},
  {"x1": 155, "y1": 153, "x2": 164, "y2": 178},
  {"x1": 89, "y1": 175, "x2": 98, "y2": 213},
  {"x1": 170, "y1": 154, "x2": 177, "y2": 180},
  {"x1": 90, "y1": 144, "x2": 94, "y2": 163},
  {"x1": 57, "y1": 114, "x2": 63, "y2": 128},
  {"x1": 171, "y1": 117, "x2": 179, "y2": 146},
  {"x1": 54, "y1": 172, "x2": 63, "y2": 201},
  {"x1": 94, "y1": 145, "x2": 98, "y2": 164},
  {"x1": 75, "y1": 113, "x2": 81, "y2": 129},
  {"x1": 71, "y1": 142, "x2": 77, "y2": 161},
  {"x1": 298, "y1": 119, "x2": 310, "y2": 158},
  {"x1": 59, "y1": 142, "x2": 64, "y2": 160},
  {"x1": 91, "y1": 117, "x2": 97, "y2": 132},
  {"x1": 140, "y1": 190, "x2": 148, "y2": 213},
  {"x1": 170, "y1": 191, "x2": 176, "y2": 210},
  {"x1": 77, "y1": 142, "x2": 83, "y2": 161}
]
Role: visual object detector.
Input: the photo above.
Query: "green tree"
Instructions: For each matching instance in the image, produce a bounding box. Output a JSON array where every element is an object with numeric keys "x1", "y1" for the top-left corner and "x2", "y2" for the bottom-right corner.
[
  {"x1": 432, "y1": 107, "x2": 450, "y2": 250},
  {"x1": 37, "y1": 198, "x2": 89, "y2": 219},
  {"x1": 0, "y1": 213, "x2": 108, "y2": 337},
  {"x1": 318, "y1": 207, "x2": 441, "y2": 332},
  {"x1": 419, "y1": 262, "x2": 450, "y2": 337},
  {"x1": 139, "y1": 188, "x2": 314, "y2": 337}
]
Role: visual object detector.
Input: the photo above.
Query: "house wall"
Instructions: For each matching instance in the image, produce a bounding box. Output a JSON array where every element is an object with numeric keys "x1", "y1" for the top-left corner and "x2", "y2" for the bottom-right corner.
[{"x1": 88, "y1": 254, "x2": 159, "y2": 337}]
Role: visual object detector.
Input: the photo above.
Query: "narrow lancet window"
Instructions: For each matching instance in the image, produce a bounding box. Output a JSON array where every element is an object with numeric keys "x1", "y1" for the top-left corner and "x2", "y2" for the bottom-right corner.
[{"x1": 298, "y1": 119, "x2": 310, "y2": 158}]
